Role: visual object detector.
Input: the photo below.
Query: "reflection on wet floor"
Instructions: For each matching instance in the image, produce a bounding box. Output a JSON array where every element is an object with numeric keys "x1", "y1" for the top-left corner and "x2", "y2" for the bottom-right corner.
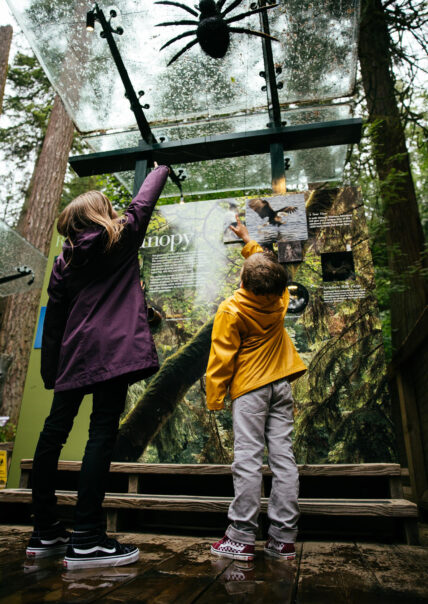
[{"x1": 1, "y1": 527, "x2": 428, "y2": 603}]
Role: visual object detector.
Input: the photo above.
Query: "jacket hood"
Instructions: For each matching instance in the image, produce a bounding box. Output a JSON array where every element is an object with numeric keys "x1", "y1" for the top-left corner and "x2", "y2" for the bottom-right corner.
[
  {"x1": 62, "y1": 226, "x2": 105, "y2": 267},
  {"x1": 233, "y1": 288, "x2": 286, "y2": 331}
]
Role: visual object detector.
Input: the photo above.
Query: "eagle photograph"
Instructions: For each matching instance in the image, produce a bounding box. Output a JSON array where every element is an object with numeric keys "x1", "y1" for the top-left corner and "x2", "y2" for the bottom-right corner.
[{"x1": 245, "y1": 193, "x2": 308, "y2": 245}]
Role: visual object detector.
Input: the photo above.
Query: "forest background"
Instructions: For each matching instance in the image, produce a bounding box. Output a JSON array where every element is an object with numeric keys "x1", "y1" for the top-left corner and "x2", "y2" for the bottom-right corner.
[{"x1": 0, "y1": 0, "x2": 426, "y2": 464}]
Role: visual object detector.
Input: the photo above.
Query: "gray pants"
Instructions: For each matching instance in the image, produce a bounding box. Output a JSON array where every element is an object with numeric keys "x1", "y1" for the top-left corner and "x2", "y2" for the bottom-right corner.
[{"x1": 226, "y1": 378, "x2": 299, "y2": 545}]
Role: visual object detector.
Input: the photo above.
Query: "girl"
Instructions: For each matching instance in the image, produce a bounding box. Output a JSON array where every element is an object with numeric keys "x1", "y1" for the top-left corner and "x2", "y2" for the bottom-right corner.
[{"x1": 26, "y1": 164, "x2": 169, "y2": 570}]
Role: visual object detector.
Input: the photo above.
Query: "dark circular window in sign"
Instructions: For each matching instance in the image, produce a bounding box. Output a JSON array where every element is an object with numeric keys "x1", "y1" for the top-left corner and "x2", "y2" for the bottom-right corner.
[{"x1": 287, "y1": 282, "x2": 309, "y2": 315}]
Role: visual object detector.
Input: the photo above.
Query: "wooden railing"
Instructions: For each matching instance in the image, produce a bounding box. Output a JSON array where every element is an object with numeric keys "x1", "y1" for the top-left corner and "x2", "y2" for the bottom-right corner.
[{"x1": 388, "y1": 305, "x2": 428, "y2": 512}]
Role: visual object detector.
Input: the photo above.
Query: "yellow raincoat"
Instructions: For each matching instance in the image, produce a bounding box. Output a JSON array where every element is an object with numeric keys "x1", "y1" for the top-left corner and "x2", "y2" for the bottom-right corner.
[{"x1": 206, "y1": 240, "x2": 307, "y2": 410}]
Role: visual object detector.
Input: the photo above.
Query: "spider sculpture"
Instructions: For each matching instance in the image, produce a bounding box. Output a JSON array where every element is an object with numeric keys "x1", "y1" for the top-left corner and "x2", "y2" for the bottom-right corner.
[{"x1": 155, "y1": 0, "x2": 279, "y2": 65}]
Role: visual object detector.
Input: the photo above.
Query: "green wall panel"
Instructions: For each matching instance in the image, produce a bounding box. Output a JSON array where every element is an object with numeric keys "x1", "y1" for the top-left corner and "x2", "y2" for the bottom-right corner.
[{"x1": 7, "y1": 229, "x2": 92, "y2": 488}]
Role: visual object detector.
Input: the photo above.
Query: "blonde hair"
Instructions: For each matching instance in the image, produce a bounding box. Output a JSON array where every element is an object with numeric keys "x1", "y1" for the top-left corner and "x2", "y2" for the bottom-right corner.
[{"x1": 57, "y1": 190, "x2": 126, "y2": 252}]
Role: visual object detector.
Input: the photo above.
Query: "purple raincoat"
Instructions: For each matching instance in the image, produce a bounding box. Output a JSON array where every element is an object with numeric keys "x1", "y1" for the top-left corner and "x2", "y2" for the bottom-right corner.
[{"x1": 41, "y1": 165, "x2": 169, "y2": 392}]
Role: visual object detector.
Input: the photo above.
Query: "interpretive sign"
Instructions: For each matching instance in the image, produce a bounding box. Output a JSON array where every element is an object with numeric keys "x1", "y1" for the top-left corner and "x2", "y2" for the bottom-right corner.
[
  {"x1": 10, "y1": 187, "x2": 395, "y2": 483},
  {"x1": 128, "y1": 187, "x2": 395, "y2": 465}
]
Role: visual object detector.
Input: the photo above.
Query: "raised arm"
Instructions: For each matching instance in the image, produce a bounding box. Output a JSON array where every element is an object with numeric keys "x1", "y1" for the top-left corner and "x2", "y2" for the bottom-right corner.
[{"x1": 125, "y1": 165, "x2": 169, "y2": 247}]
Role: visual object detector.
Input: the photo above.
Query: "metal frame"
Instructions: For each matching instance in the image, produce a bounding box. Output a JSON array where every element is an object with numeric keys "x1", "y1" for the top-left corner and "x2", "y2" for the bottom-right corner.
[
  {"x1": 87, "y1": 3, "x2": 182, "y2": 192},
  {"x1": 259, "y1": 0, "x2": 286, "y2": 192},
  {"x1": 70, "y1": 118, "x2": 362, "y2": 177},
  {"x1": 78, "y1": 3, "x2": 362, "y2": 193}
]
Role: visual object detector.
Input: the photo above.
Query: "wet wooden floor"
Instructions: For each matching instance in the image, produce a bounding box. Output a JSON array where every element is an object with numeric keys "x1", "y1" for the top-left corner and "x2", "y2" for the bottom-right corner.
[{"x1": 1, "y1": 526, "x2": 428, "y2": 603}]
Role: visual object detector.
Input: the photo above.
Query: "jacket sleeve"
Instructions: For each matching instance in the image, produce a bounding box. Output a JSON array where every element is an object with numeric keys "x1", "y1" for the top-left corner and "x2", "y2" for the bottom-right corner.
[
  {"x1": 241, "y1": 239, "x2": 264, "y2": 258},
  {"x1": 124, "y1": 165, "x2": 169, "y2": 248},
  {"x1": 40, "y1": 260, "x2": 68, "y2": 389},
  {"x1": 206, "y1": 310, "x2": 241, "y2": 410}
]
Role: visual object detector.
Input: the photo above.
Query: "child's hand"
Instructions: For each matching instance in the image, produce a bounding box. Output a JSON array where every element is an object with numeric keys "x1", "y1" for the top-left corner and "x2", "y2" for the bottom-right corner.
[
  {"x1": 230, "y1": 214, "x2": 251, "y2": 244},
  {"x1": 153, "y1": 161, "x2": 170, "y2": 174}
]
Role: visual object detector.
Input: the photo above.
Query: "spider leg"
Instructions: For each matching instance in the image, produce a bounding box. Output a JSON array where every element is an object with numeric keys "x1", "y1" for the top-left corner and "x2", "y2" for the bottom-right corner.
[
  {"x1": 155, "y1": 1, "x2": 199, "y2": 16},
  {"x1": 166, "y1": 38, "x2": 199, "y2": 65},
  {"x1": 225, "y1": 4, "x2": 279, "y2": 24},
  {"x1": 229, "y1": 26, "x2": 279, "y2": 42},
  {"x1": 160, "y1": 30, "x2": 197, "y2": 50},
  {"x1": 220, "y1": 0, "x2": 245, "y2": 18},
  {"x1": 217, "y1": 0, "x2": 228, "y2": 11},
  {"x1": 156, "y1": 19, "x2": 199, "y2": 26}
]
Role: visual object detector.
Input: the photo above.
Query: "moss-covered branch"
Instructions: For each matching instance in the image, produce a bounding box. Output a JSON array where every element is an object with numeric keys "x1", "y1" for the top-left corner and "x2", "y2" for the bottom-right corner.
[{"x1": 112, "y1": 318, "x2": 214, "y2": 461}]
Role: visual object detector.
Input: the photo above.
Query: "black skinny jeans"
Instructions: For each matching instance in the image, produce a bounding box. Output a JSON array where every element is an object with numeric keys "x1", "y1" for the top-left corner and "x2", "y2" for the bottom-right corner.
[{"x1": 31, "y1": 378, "x2": 128, "y2": 531}]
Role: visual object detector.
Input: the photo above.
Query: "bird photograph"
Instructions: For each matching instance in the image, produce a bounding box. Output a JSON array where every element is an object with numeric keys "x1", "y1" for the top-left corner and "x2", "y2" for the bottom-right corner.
[
  {"x1": 248, "y1": 198, "x2": 298, "y2": 226},
  {"x1": 321, "y1": 252, "x2": 355, "y2": 282},
  {"x1": 245, "y1": 194, "x2": 308, "y2": 246}
]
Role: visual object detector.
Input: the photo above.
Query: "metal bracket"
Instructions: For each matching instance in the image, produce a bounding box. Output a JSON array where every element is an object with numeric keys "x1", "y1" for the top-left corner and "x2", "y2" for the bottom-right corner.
[{"x1": 0, "y1": 266, "x2": 34, "y2": 286}]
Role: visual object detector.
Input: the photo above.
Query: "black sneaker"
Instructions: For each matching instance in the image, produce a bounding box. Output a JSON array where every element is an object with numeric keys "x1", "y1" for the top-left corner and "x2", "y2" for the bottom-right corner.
[
  {"x1": 26, "y1": 521, "x2": 71, "y2": 559},
  {"x1": 63, "y1": 531, "x2": 139, "y2": 570}
]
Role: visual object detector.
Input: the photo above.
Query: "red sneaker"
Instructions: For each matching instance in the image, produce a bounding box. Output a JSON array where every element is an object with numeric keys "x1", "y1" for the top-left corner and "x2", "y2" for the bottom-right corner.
[
  {"x1": 264, "y1": 537, "x2": 295, "y2": 560},
  {"x1": 211, "y1": 536, "x2": 255, "y2": 561}
]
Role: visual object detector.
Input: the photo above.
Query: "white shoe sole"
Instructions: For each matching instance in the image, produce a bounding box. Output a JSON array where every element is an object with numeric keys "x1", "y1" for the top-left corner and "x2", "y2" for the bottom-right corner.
[
  {"x1": 264, "y1": 547, "x2": 295, "y2": 560},
  {"x1": 26, "y1": 544, "x2": 68, "y2": 559},
  {"x1": 210, "y1": 546, "x2": 254, "y2": 561},
  {"x1": 63, "y1": 548, "x2": 139, "y2": 570}
]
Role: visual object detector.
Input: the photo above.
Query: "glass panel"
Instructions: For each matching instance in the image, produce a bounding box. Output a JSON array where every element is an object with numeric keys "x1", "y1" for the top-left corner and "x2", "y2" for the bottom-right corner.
[
  {"x1": 7, "y1": 0, "x2": 359, "y2": 133},
  {"x1": 82, "y1": 103, "x2": 354, "y2": 148},
  {"x1": 0, "y1": 220, "x2": 47, "y2": 297},
  {"x1": 83, "y1": 105, "x2": 352, "y2": 196},
  {"x1": 94, "y1": 145, "x2": 348, "y2": 198}
]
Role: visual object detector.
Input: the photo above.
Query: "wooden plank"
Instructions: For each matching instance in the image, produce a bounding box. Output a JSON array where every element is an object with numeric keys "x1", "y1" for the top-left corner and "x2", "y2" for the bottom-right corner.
[
  {"x1": 107, "y1": 510, "x2": 118, "y2": 532},
  {"x1": 297, "y1": 499, "x2": 418, "y2": 517},
  {"x1": 356, "y1": 542, "x2": 428, "y2": 601},
  {"x1": 297, "y1": 542, "x2": 381, "y2": 603},
  {"x1": 388, "y1": 476, "x2": 404, "y2": 498},
  {"x1": 19, "y1": 469, "x2": 30, "y2": 488},
  {"x1": 96, "y1": 540, "x2": 232, "y2": 604},
  {"x1": 0, "y1": 533, "x2": 194, "y2": 604},
  {"x1": 196, "y1": 543, "x2": 302, "y2": 603},
  {"x1": 0, "y1": 528, "x2": 64, "y2": 602},
  {"x1": 0, "y1": 489, "x2": 418, "y2": 517},
  {"x1": 389, "y1": 305, "x2": 428, "y2": 375},
  {"x1": 19, "y1": 459, "x2": 402, "y2": 477},
  {"x1": 396, "y1": 367, "x2": 428, "y2": 507},
  {"x1": 128, "y1": 474, "x2": 139, "y2": 494},
  {"x1": 297, "y1": 464, "x2": 401, "y2": 477}
]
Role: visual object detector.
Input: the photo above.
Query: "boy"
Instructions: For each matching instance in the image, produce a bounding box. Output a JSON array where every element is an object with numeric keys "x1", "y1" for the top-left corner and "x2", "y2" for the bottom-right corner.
[{"x1": 206, "y1": 216, "x2": 307, "y2": 561}]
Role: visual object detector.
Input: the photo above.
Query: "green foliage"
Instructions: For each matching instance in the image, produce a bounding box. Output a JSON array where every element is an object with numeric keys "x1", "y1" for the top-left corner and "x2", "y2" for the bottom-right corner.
[
  {"x1": 0, "y1": 422, "x2": 16, "y2": 443},
  {"x1": 0, "y1": 52, "x2": 54, "y2": 223},
  {"x1": 0, "y1": 49, "x2": 130, "y2": 225},
  {"x1": 289, "y1": 187, "x2": 398, "y2": 463}
]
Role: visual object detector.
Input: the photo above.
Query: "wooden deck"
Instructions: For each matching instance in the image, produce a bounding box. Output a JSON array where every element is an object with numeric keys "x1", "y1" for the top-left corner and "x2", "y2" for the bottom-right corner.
[
  {"x1": 1, "y1": 526, "x2": 428, "y2": 603},
  {"x1": 10, "y1": 460, "x2": 418, "y2": 543}
]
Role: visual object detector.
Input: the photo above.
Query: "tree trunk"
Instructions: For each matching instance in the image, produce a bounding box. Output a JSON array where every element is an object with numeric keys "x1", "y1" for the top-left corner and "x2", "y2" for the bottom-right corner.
[
  {"x1": 0, "y1": 26, "x2": 14, "y2": 353},
  {"x1": 0, "y1": 95, "x2": 74, "y2": 423},
  {"x1": 0, "y1": 25, "x2": 13, "y2": 114},
  {"x1": 113, "y1": 319, "x2": 214, "y2": 462},
  {"x1": 358, "y1": 0, "x2": 427, "y2": 349}
]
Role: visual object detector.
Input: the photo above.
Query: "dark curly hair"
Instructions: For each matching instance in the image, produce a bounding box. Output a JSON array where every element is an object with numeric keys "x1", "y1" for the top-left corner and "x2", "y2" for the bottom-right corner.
[{"x1": 241, "y1": 251, "x2": 288, "y2": 296}]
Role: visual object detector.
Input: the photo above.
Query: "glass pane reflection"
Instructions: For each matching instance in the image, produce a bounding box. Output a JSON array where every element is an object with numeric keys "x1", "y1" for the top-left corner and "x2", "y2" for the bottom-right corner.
[{"x1": 6, "y1": 0, "x2": 360, "y2": 133}]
